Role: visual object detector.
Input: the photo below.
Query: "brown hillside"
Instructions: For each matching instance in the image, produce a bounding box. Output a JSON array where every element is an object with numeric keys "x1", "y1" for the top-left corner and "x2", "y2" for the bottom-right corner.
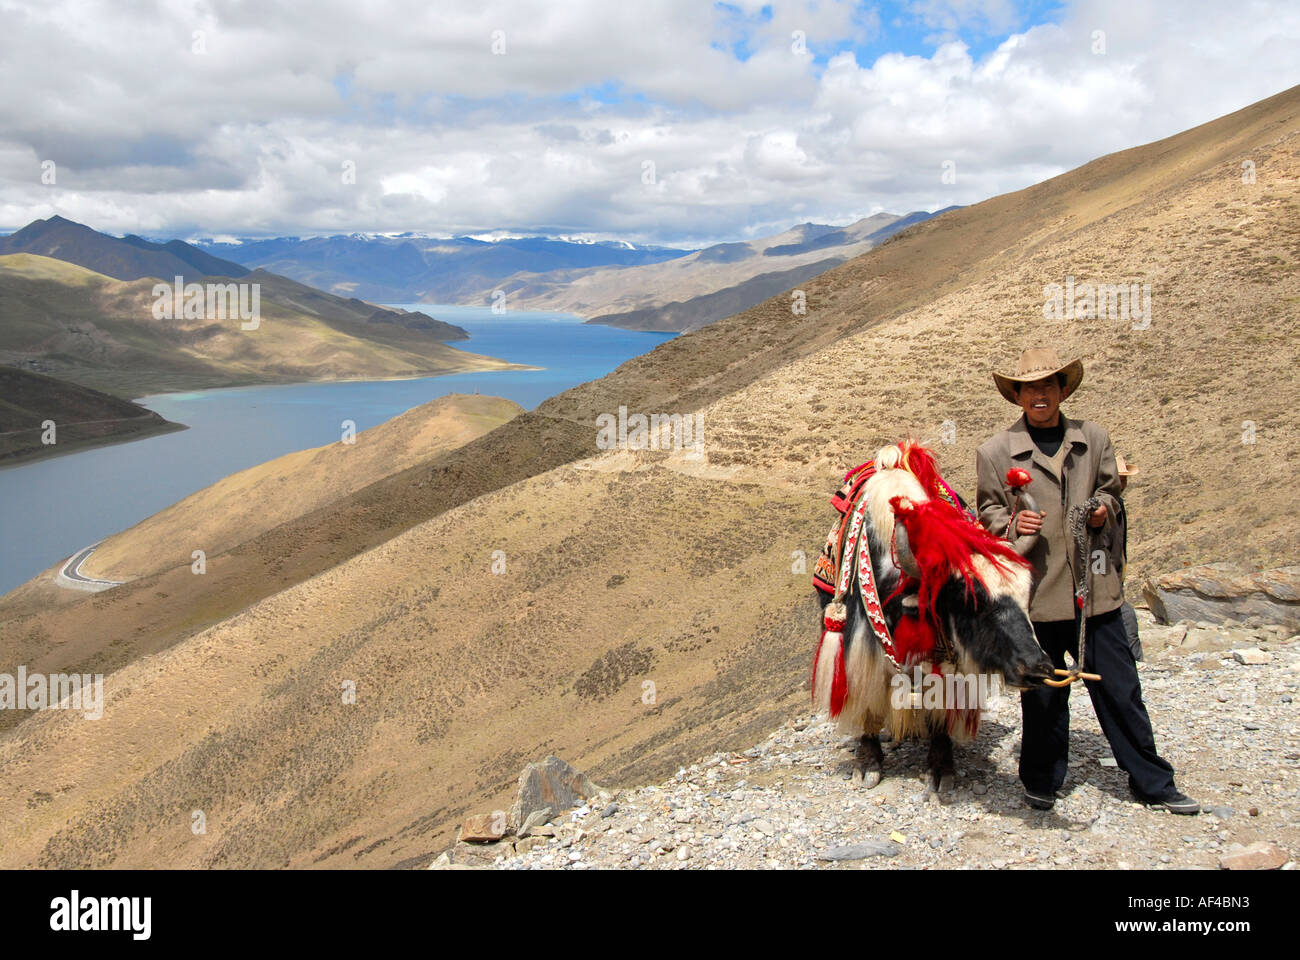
[
  {"x1": 0, "y1": 366, "x2": 184, "y2": 464},
  {"x1": 0, "y1": 85, "x2": 1297, "y2": 868}
]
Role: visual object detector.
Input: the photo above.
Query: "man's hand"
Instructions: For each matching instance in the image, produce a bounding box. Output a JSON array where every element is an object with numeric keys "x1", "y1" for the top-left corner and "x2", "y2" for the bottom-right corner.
[
  {"x1": 1016, "y1": 510, "x2": 1044, "y2": 536},
  {"x1": 1088, "y1": 503, "x2": 1108, "y2": 528}
]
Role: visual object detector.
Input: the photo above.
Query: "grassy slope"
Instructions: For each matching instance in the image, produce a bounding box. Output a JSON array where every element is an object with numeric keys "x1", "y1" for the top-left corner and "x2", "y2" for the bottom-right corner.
[{"x1": 0, "y1": 86, "x2": 1296, "y2": 868}]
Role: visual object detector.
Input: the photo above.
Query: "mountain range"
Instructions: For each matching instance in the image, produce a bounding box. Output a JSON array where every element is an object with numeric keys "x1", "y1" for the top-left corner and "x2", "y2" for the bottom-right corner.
[
  {"x1": 190, "y1": 210, "x2": 952, "y2": 331},
  {"x1": 195, "y1": 232, "x2": 691, "y2": 304}
]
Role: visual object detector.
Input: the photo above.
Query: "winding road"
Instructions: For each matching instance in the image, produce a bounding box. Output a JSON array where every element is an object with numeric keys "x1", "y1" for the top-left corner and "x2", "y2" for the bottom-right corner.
[{"x1": 55, "y1": 542, "x2": 123, "y2": 592}]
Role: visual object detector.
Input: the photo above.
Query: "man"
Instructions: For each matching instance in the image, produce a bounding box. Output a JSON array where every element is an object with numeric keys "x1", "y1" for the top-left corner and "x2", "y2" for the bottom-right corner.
[{"x1": 975, "y1": 348, "x2": 1197, "y2": 814}]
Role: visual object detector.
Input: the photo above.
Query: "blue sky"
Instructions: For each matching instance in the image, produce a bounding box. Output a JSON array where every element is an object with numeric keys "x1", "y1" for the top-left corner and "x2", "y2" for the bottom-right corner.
[
  {"x1": 0, "y1": 0, "x2": 1295, "y2": 244},
  {"x1": 715, "y1": 1, "x2": 1067, "y2": 67}
]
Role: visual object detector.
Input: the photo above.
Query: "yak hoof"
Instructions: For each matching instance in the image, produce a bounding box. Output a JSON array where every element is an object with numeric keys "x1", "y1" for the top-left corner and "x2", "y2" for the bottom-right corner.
[{"x1": 926, "y1": 770, "x2": 954, "y2": 794}]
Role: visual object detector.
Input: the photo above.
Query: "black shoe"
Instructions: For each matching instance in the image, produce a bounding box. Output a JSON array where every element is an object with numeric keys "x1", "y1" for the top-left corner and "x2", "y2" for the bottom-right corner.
[
  {"x1": 1024, "y1": 789, "x2": 1056, "y2": 810},
  {"x1": 1138, "y1": 790, "x2": 1200, "y2": 815}
]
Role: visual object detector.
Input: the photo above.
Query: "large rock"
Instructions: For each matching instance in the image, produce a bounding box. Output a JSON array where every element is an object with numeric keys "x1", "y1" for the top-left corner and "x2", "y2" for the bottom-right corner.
[
  {"x1": 509, "y1": 756, "x2": 602, "y2": 831},
  {"x1": 1144, "y1": 621, "x2": 1262, "y2": 659},
  {"x1": 1142, "y1": 563, "x2": 1300, "y2": 630},
  {"x1": 1219, "y1": 842, "x2": 1290, "y2": 870}
]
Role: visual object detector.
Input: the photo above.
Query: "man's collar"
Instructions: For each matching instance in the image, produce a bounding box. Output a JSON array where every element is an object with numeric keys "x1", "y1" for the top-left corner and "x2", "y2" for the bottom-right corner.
[{"x1": 1008, "y1": 413, "x2": 1087, "y2": 456}]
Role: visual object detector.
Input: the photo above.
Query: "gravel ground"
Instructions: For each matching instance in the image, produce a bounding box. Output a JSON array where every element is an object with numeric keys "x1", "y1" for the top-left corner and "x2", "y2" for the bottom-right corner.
[{"x1": 486, "y1": 614, "x2": 1299, "y2": 870}]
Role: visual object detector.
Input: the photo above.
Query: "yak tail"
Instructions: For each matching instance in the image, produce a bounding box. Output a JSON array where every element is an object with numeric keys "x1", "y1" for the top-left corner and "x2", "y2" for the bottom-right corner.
[{"x1": 812, "y1": 602, "x2": 849, "y2": 718}]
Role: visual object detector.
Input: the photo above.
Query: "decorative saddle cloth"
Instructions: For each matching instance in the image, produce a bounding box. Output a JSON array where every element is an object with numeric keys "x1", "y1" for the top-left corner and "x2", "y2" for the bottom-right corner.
[{"x1": 812, "y1": 453, "x2": 971, "y2": 599}]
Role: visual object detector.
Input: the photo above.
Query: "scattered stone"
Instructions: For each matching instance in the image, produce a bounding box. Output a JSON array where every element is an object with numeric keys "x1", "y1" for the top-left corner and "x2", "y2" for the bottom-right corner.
[
  {"x1": 480, "y1": 626, "x2": 1297, "y2": 872},
  {"x1": 817, "y1": 840, "x2": 902, "y2": 861},
  {"x1": 1233, "y1": 648, "x2": 1272, "y2": 665}
]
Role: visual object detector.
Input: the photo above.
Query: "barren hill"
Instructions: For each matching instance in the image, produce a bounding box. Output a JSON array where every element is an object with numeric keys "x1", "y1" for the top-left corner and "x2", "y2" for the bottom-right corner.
[
  {"x1": 0, "y1": 85, "x2": 1297, "y2": 868},
  {"x1": 0, "y1": 365, "x2": 184, "y2": 464}
]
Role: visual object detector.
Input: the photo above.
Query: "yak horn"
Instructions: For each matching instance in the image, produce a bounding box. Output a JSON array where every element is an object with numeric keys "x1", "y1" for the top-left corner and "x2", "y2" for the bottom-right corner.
[{"x1": 893, "y1": 522, "x2": 921, "y2": 578}]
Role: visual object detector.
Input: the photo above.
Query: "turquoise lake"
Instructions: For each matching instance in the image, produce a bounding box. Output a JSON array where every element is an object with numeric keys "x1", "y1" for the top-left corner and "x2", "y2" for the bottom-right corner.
[{"x1": 0, "y1": 305, "x2": 675, "y2": 596}]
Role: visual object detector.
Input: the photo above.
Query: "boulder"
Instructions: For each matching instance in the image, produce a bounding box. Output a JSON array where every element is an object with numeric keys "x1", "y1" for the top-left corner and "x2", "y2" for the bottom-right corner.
[
  {"x1": 1143, "y1": 563, "x2": 1300, "y2": 630},
  {"x1": 509, "y1": 756, "x2": 602, "y2": 831},
  {"x1": 1219, "y1": 842, "x2": 1290, "y2": 870}
]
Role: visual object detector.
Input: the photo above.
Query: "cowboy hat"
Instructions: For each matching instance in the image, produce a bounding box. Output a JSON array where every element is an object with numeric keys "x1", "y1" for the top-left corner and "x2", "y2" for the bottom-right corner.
[
  {"x1": 993, "y1": 347, "x2": 1084, "y2": 404},
  {"x1": 1116, "y1": 454, "x2": 1140, "y2": 477}
]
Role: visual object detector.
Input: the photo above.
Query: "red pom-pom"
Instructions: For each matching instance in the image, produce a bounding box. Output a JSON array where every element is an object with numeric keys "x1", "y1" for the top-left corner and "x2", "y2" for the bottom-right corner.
[{"x1": 1006, "y1": 467, "x2": 1032, "y2": 489}]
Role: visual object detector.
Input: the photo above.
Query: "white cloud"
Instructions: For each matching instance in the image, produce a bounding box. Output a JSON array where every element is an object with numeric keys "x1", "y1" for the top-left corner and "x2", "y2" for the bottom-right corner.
[{"x1": 0, "y1": 0, "x2": 1295, "y2": 244}]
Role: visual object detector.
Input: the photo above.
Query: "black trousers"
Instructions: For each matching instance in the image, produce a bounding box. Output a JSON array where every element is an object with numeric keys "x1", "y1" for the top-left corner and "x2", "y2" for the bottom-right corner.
[{"x1": 1019, "y1": 607, "x2": 1177, "y2": 799}]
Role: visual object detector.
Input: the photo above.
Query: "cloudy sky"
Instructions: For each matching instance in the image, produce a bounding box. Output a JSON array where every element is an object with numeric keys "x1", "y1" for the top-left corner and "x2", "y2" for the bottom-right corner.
[{"x1": 0, "y1": 0, "x2": 1296, "y2": 245}]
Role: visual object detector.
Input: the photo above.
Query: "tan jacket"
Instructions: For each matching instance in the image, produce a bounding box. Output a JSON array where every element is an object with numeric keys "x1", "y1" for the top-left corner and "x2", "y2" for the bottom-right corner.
[{"x1": 975, "y1": 414, "x2": 1125, "y2": 622}]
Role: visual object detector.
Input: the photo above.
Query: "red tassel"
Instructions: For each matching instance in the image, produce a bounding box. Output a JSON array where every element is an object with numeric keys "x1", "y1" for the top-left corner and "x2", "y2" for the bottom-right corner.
[
  {"x1": 812, "y1": 603, "x2": 848, "y2": 713},
  {"x1": 830, "y1": 640, "x2": 847, "y2": 717}
]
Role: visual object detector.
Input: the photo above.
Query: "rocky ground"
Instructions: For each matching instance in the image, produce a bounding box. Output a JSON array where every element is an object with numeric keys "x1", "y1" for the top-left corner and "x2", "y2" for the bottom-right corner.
[{"x1": 443, "y1": 610, "x2": 1299, "y2": 870}]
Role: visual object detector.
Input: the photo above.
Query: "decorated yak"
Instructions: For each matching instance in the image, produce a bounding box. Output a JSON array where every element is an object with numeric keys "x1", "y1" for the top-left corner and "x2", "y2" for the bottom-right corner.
[{"x1": 811, "y1": 441, "x2": 1055, "y2": 792}]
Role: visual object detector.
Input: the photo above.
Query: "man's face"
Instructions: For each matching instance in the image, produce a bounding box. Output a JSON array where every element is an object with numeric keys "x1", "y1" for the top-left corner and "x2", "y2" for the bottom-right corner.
[{"x1": 1016, "y1": 375, "x2": 1062, "y2": 427}]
